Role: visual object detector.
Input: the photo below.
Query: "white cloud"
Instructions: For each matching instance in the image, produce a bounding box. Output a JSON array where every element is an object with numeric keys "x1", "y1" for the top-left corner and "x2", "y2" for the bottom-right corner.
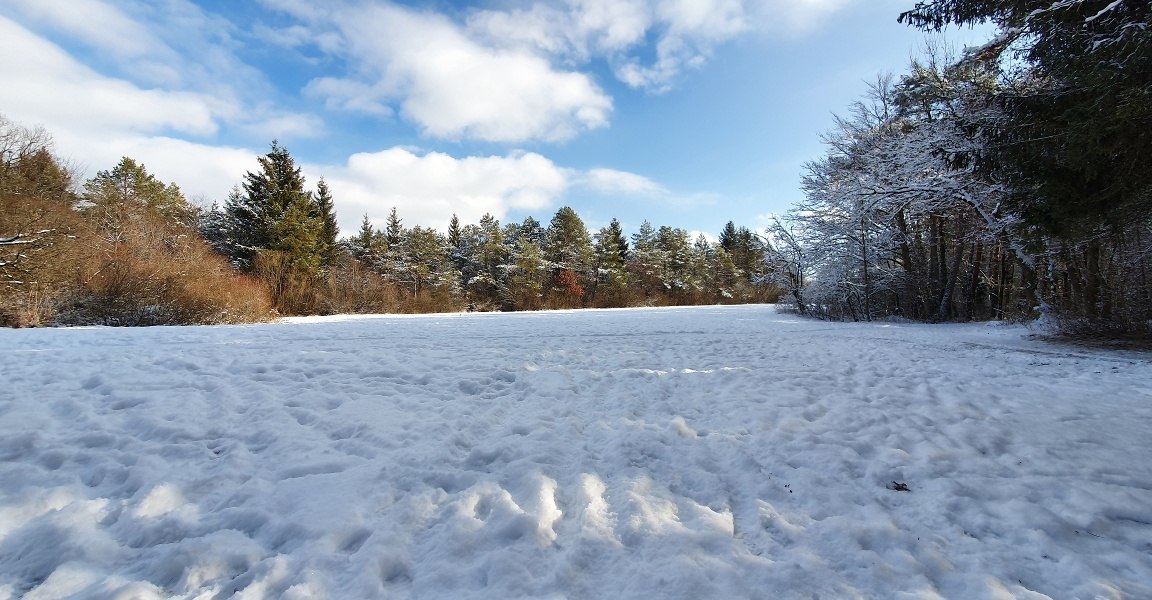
[
  {"x1": 275, "y1": 0, "x2": 864, "y2": 141},
  {"x1": 240, "y1": 111, "x2": 327, "y2": 141},
  {"x1": 468, "y1": 0, "x2": 748, "y2": 92},
  {"x1": 4, "y1": 0, "x2": 171, "y2": 67},
  {"x1": 580, "y1": 168, "x2": 668, "y2": 196},
  {"x1": 0, "y1": 16, "x2": 225, "y2": 138},
  {"x1": 70, "y1": 136, "x2": 258, "y2": 204},
  {"x1": 317, "y1": 148, "x2": 571, "y2": 234},
  {"x1": 751, "y1": 0, "x2": 859, "y2": 35},
  {"x1": 300, "y1": 3, "x2": 612, "y2": 143}
]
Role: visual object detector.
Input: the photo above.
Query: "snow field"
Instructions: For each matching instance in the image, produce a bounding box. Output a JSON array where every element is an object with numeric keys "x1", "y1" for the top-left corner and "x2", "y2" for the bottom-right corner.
[{"x1": 0, "y1": 305, "x2": 1150, "y2": 599}]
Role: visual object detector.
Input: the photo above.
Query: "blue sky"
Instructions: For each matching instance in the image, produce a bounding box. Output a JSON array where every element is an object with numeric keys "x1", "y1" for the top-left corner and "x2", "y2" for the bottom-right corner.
[{"x1": 0, "y1": 0, "x2": 991, "y2": 239}]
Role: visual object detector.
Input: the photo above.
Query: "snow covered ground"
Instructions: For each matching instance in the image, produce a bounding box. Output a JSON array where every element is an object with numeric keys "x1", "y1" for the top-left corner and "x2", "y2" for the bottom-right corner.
[{"x1": 1, "y1": 305, "x2": 1150, "y2": 599}]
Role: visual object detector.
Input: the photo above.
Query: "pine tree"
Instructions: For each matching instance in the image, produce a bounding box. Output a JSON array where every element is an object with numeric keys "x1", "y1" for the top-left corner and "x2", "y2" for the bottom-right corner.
[
  {"x1": 84, "y1": 157, "x2": 188, "y2": 216},
  {"x1": 223, "y1": 141, "x2": 324, "y2": 276},
  {"x1": 507, "y1": 236, "x2": 548, "y2": 310},
  {"x1": 447, "y1": 214, "x2": 462, "y2": 250},
  {"x1": 385, "y1": 207, "x2": 403, "y2": 251},
  {"x1": 349, "y1": 214, "x2": 380, "y2": 262},
  {"x1": 629, "y1": 220, "x2": 660, "y2": 298},
  {"x1": 719, "y1": 221, "x2": 738, "y2": 253},
  {"x1": 655, "y1": 226, "x2": 692, "y2": 298},
  {"x1": 313, "y1": 177, "x2": 339, "y2": 268},
  {"x1": 592, "y1": 222, "x2": 630, "y2": 306},
  {"x1": 544, "y1": 206, "x2": 593, "y2": 306},
  {"x1": 605, "y1": 218, "x2": 629, "y2": 263}
]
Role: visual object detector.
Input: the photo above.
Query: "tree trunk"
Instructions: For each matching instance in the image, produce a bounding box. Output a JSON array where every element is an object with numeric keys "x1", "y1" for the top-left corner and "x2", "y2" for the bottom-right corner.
[
  {"x1": 895, "y1": 208, "x2": 915, "y2": 318},
  {"x1": 939, "y1": 235, "x2": 965, "y2": 321},
  {"x1": 963, "y1": 240, "x2": 983, "y2": 320},
  {"x1": 1085, "y1": 240, "x2": 1101, "y2": 318}
]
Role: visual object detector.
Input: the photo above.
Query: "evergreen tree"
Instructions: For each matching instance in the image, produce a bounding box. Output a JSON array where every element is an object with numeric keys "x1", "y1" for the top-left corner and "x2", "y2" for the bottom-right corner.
[
  {"x1": 348, "y1": 214, "x2": 381, "y2": 263},
  {"x1": 84, "y1": 157, "x2": 189, "y2": 218},
  {"x1": 629, "y1": 220, "x2": 660, "y2": 298},
  {"x1": 385, "y1": 207, "x2": 403, "y2": 251},
  {"x1": 655, "y1": 226, "x2": 692, "y2": 298},
  {"x1": 399, "y1": 225, "x2": 454, "y2": 298},
  {"x1": 544, "y1": 206, "x2": 593, "y2": 305},
  {"x1": 313, "y1": 177, "x2": 339, "y2": 268},
  {"x1": 517, "y1": 216, "x2": 546, "y2": 248},
  {"x1": 461, "y1": 214, "x2": 508, "y2": 306},
  {"x1": 507, "y1": 236, "x2": 548, "y2": 310},
  {"x1": 447, "y1": 214, "x2": 462, "y2": 249},
  {"x1": 223, "y1": 141, "x2": 324, "y2": 275},
  {"x1": 901, "y1": 0, "x2": 1152, "y2": 232},
  {"x1": 592, "y1": 222, "x2": 630, "y2": 306},
  {"x1": 605, "y1": 218, "x2": 629, "y2": 263},
  {"x1": 719, "y1": 221, "x2": 738, "y2": 253}
]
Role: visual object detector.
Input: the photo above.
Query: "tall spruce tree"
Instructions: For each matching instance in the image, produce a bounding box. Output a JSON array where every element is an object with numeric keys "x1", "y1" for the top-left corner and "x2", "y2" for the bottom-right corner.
[
  {"x1": 313, "y1": 177, "x2": 339, "y2": 268},
  {"x1": 223, "y1": 141, "x2": 324, "y2": 273}
]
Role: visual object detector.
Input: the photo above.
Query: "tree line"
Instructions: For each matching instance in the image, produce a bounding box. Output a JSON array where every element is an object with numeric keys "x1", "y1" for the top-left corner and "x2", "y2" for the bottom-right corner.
[
  {"x1": 1, "y1": 121, "x2": 780, "y2": 327},
  {"x1": 767, "y1": 0, "x2": 1151, "y2": 337},
  {"x1": 196, "y1": 140, "x2": 780, "y2": 315}
]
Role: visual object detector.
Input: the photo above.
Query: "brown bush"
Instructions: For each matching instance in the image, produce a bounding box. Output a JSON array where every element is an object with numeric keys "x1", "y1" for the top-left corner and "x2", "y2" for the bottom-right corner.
[
  {"x1": 1, "y1": 196, "x2": 91, "y2": 327},
  {"x1": 57, "y1": 218, "x2": 274, "y2": 326},
  {"x1": 319, "y1": 256, "x2": 400, "y2": 315}
]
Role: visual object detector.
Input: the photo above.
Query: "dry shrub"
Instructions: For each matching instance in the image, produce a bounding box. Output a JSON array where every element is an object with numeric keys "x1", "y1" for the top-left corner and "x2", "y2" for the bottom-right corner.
[
  {"x1": 253, "y1": 250, "x2": 322, "y2": 316},
  {"x1": 320, "y1": 256, "x2": 399, "y2": 314},
  {"x1": 1, "y1": 196, "x2": 90, "y2": 327},
  {"x1": 55, "y1": 213, "x2": 273, "y2": 326}
]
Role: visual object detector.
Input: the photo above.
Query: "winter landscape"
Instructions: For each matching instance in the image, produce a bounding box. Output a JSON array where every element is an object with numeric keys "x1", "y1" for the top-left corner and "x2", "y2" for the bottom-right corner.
[{"x1": 2, "y1": 304, "x2": 1150, "y2": 599}]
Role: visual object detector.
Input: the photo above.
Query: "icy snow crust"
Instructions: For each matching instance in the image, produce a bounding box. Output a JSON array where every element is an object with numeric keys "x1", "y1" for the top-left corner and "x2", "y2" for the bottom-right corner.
[{"x1": 1, "y1": 305, "x2": 1150, "y2": 599}]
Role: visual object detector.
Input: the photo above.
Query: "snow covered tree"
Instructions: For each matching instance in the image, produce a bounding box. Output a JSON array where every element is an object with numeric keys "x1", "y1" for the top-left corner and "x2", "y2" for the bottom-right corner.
[
  {"x1": 397, "y1": 225, "x2": 456, "y2": 302},
  {"x1": 458, "y1": 213, "x2": 509, "y2": 308},
  {"x1": 351, "y1": 214, "x2": 385, "y2": 263},
  {"x1": 591, "y1": 220, "x2": 630, "y2": 307},
  {"x1": 544, "y1": 206, "x2": 593, "y2": 306},
  {"x1": 506, "y1": 236, "x2": 548, "y2": 310},
  {"x1": 628, "y1": 220, "x2": 661, "y2": 300},
  {"x1": 901, "y1": 0, "x2": 1152, "y2": 234},
  {"x1": 654, "y1": 226, "x2": 693, "y2": 301}
]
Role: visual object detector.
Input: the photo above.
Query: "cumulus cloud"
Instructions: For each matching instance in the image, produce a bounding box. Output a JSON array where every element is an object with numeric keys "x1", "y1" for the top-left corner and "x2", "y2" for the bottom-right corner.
[
  {"x1": 580, "y1": 168, "x2": 668, "y2": 196},
  {"x1": 0, "y1": 13, "x2": 321, "y2": 203},
  {"x1": 4, "y1": 0, "x2": 174, "y2": 76},
  {"x1": 271, "y1": 0, "x2": 863, "y2": 140},
  {"x1": 468, "y1": 0, "x2": 748, "y2": 93},
  {"x1": 0, "y1": 16, "x2": 224, "y2": 138},
  {"x1": 301, "y1": 3, "x2": 612, "y2": 143},
  {"x1": 317, "y1": 149, "x2": 571, "y2": 234}
]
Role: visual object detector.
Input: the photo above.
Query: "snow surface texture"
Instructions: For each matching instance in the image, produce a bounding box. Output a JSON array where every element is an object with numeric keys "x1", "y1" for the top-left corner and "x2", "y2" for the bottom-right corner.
[{"x1": 1, "y1": 305, "x2": 1150, "y2": 599}]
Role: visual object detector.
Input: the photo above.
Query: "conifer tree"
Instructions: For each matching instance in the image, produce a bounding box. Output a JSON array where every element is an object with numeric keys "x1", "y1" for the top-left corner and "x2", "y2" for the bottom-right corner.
[
  {"x1": 385, "y1": 207, "x2": 403, "y2": 251},
  {"x1": 83, "y1": 157, "x2": 190, "y2": 222},
  {"x1": 629, "y1": 220, "x2": 660, "y2": 298},
  {"x1": 223, "y1": 141, "x2": 324, "y2": 275},
  {"x1": 605, "y1": 218, "x2": 630, "y2": 263},
  {"x1": 592, "y1": 222, "x2": 630, "y2": 306},
  {"x1": 313, "y1": 177, "x2": 339, "y2": 268},
  {"x1": 447, "y1": 214, "x2": 462, "y2": 250},
  {"x1": 349, "y1": 214, "x2": 380, "y2": 262}
]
